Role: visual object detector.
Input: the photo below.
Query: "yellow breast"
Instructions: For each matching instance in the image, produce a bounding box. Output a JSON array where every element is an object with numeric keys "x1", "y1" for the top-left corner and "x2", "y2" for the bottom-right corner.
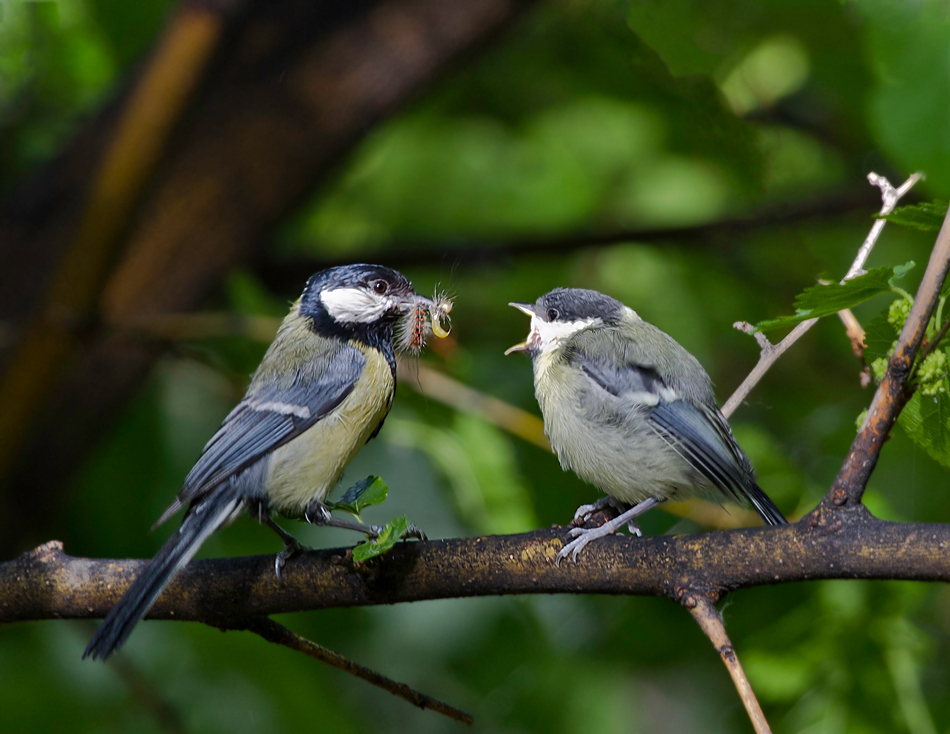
[{"x1": 264, "y1": 345, "x2": 394, "y2": 516}]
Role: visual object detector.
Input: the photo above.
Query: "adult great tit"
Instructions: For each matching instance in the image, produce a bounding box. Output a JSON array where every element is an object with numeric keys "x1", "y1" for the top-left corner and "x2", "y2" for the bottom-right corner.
[
  {"x1": 85, "y1": 264, "x2": 440, "y2": 660},
  {"x1": 506, "y1": 287, "x2": 787, "y2": 565}
]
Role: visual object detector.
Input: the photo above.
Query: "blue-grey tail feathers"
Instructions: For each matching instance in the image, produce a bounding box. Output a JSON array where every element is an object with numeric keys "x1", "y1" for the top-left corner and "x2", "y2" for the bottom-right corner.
[
  {"x1": 746, "y1": 483, "x2": 788, "y2": 526},
  {"x1": 83, "y1": 488, "x2": 243, "y2": 661}
]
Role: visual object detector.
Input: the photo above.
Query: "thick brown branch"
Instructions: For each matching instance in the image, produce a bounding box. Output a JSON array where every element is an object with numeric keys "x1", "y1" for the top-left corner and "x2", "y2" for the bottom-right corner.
[
  {"x1": 5, "y1": 509, "x2": 950, "y2": 626},
  {"x1": 827, "y1": 202, "x2": 950, "y2": 508}
]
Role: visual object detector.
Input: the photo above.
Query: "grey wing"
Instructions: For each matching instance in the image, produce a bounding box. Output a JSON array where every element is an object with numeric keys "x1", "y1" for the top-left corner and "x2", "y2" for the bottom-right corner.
[
  {"x1": 156, "y1": 346, "x2": 365, "y2": 525},
  {"x1": 578, "y1": 353, "x2": 753, "y2": 504}
]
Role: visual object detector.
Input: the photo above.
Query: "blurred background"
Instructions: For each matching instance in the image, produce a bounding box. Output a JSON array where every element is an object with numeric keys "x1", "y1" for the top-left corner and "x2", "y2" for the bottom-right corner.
[{"x1": 2, "y1": 0, "x2": 950, "y2": 731}]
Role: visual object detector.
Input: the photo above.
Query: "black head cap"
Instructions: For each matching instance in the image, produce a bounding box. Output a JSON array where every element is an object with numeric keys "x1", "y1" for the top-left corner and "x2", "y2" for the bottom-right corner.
[
  {"x1": 301, "y1": 264, "x2": 415, "y2": 307},
  {"x1": 535, "y1": 288, "x2": 626, "y2": 325},
  {"x1": 299, "y1": 264, "x2": 419, "y2": 356}
]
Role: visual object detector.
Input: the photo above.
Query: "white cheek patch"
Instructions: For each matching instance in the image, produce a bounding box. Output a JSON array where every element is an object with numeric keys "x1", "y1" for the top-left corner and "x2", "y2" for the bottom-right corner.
[
  {"x1": 531, "y1": 315, "x2": 600, "y2": 352},
  {"x1": 321, "y1": 287, "x2": 392, "y2": 324}
]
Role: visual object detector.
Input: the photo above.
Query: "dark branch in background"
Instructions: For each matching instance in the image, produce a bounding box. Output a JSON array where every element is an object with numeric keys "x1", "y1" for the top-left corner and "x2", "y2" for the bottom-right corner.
[
  {"x1": 257, "y1": 187, "x2": 878, "y2": 291},
  {"x1": 0, "y1": 0, "x2": 537, "y2": 558}
]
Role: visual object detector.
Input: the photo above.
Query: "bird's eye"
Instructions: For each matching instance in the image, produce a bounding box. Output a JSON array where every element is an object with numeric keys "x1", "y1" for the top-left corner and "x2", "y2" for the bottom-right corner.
[
  {"x1": 372, "y1": 280, "x2": 389, "y2": 294},
  {"x1": 547, "y1": 308, "x2": 560, "y2": 321}
]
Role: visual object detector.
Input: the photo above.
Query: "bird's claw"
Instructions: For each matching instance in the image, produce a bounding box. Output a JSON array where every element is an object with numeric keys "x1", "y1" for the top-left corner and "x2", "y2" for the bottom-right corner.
[
  {"x1": 555, "y1": 519, "x2": 623, "y2": 566},
  {"x1": 571, "y1": 496, "x2": 613, "y2": 523},
  {"x1": 274, "y1": 538, "x2": 308, "y2": 581}
]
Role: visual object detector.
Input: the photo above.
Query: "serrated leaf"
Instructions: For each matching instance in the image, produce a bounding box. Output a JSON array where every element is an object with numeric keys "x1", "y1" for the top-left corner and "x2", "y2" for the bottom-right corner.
[
  {"x1": 325, "y1": 476, "x2": 388, "y2": 517},
  {"x1": 351, "y1": 515, "x2": 411, "y2": 562},
  {"x1": 755, "y1": 263, "x2": 915, "y2": 332},
  {"x1": 897, "y1": 388, "x2": 950, "y2": 469},
  {"x1": 864, "y1": 308, "x2": 898, "y2": 364},
  {"x1": 878, "y1": 201, "x2": 948, "y2": 232}
]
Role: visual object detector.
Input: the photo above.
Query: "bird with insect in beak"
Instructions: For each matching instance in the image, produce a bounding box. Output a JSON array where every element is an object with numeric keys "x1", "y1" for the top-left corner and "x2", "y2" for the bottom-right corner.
[
  {"x1": 85, "y1": 264, "x2": 451, "y2": 661},
  {"x1": 506, "y1": 287, "x2": 787, "y2": 565}
]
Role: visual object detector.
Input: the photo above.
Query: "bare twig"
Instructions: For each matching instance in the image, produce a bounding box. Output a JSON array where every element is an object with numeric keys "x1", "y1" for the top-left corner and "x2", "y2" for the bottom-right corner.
[
  {"x1": 828, "y1": 198, "x2": 950, "y2": 508},
  {"x1": 722, "y1": 172, "x2": 923, "y2": 419},
  {"x1": 109, "y1": 652, "x2": 189, "y2": 734},
  {"x1": 686, "y1": 596, "x2": 771, "y2": 734},
  {"x1": 915, "y1": 316, "x2": 950, "y2": 369},
  {"x1": 243, "y1": 618, "x2": 473, "y2": 725},
  {"x1": 837, "y1": 307, "x2": 866, "y2": 359}
]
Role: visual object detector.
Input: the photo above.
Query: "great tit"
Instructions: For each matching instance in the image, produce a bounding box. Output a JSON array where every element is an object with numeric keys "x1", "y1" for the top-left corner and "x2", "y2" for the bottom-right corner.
[
  {"x1": 85, "y1": 264, "x2": 439, "y2": 660},
  {"x1": 506, "y1": 287, "x2": 787, "y2": 564}
]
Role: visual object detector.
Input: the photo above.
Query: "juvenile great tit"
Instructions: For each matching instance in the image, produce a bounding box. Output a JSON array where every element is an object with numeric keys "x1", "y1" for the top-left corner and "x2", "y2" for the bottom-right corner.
[
  {"x1": 506, "y1": 287, "x2": 787, "y2": 565},
  {"x1": 85, "y1": 264, "x2": 439, "y2": 660}
]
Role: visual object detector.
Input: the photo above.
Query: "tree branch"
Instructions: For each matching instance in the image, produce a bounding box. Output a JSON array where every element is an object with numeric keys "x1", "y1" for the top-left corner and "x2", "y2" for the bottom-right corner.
[
  {"x1": 722, "y1": 172, "x2": 922, "y2": 419},
  {"x1": 686, "y1": 596, "x2": 771, "y2": 734},
  {"x1": 242, "y1": 618, "x2": 473, "y2": 725},
  {"x1": 257, "y1": 187, "x2": 877, "y2": 290},
  {"x1": 828, "y1": 192, "x2": 950, "y2": 508},
  {"x1": 5, "y1": 510, "x2": 950, "y2": 626}
]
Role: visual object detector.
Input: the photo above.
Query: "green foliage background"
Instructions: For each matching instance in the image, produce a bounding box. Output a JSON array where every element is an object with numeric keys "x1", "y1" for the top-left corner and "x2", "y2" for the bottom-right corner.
[{"x1": 4, "y1": 0, "x2": 950, "y2": 732}]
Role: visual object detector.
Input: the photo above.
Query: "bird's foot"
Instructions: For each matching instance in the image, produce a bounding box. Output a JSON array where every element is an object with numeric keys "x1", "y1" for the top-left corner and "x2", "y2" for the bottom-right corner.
[
  {"x1": 556, "y1": 496, "x2": 663, "y2": 566},
  {"x1": 274, "y1": 537, "x2": 307, "y2": 580},
  {"x1": 571, "y1": 496, "x2": 614, "y2": 523},
  {"x1": 261, "y1": 515, "x2": 310, "y2": 580},
  {"x1": 305, "y1": 500, "x2": 384, "y2": 538},
  {"x1": 556, "y1": 522, "x2": 620, "y2": 566}
]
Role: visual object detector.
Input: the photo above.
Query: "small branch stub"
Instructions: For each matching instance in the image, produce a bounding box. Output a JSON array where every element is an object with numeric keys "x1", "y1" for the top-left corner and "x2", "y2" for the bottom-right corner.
[{"x1": 687, "y1": 596, "x2": 772, "y2": 734}]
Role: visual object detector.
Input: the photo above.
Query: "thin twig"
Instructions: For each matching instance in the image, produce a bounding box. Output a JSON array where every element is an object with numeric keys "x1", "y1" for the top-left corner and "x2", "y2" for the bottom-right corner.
[
  {"x1": 243, "y1": 617, "x2": 474, "y2": 725},
  {"x1": 109, "y1": 651, "x2": 189, "y2": 734},
  {"x1": 915, "y1": 316, "x2": 950, "y2": 369},
  {"x1": 722, "y1": 172, "x2": 923, "y2": 419},
  {"x1": 828, "y1": 198, "x2": 950, "y2": 507},
  {"x1": 837, "y1": 308, "x2": 866, "y2": 359},
  {"x1": 686, "y1": 596, "x2": 771, "y2": 734}
]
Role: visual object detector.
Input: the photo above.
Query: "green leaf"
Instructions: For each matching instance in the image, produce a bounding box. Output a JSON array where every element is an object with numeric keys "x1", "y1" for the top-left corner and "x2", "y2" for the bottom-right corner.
[
  {"x1": 879, "y1": 201, "x2": 948, "y2": 232},
  {"x1": 897, "y1": 385, "x2": 950, "y2": 469},
  {"x1": 864, "y1": 308, "x2": 898, "y2": 365},
  {"x1": 325, "y1": 476, "x2": 388, "y2": 517},
  {"x1": 755, "y1": 263, "x2": 914, "y2": 332},
  {"x1": 351, "y1": 515, "x2": 411, "y2": 562}
]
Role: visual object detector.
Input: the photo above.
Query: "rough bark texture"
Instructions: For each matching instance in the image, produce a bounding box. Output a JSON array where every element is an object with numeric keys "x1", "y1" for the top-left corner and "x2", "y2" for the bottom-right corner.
[{"x1": 5, "y1": 507, "x2": 950, "y2": 625}]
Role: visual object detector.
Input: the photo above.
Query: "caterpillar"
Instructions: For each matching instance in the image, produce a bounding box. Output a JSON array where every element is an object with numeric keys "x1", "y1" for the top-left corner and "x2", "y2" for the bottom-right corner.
[{"x1": 396, "y1": 291, "x2": 453, "y2": 355}]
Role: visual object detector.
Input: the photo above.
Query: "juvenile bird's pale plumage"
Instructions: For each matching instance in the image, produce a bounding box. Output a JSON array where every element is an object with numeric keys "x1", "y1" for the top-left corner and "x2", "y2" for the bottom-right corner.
[
  {"x1": 85, "y1": 264, "x2": 447, "y2": 661},
  {"x1": 507, "y1": 287, "x2": 787, "y2": 563}
]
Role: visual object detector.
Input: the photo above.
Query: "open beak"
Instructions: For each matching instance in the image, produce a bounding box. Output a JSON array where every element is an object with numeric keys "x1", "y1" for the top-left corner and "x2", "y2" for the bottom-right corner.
[{"x1": 504, "y1": 302, "x2": 537, "y2": 355}]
